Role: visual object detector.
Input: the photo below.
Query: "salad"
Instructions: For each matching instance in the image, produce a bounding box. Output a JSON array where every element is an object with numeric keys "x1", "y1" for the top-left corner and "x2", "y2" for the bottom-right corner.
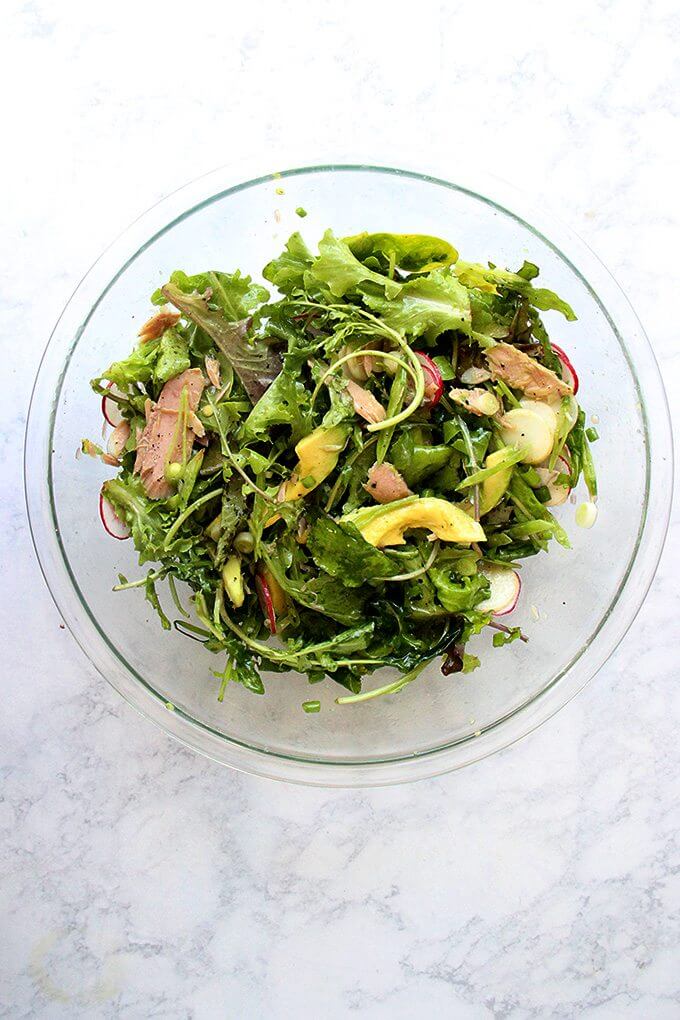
[{"x1": 85, "y1": 229, "x2": 597, "y2": 706}]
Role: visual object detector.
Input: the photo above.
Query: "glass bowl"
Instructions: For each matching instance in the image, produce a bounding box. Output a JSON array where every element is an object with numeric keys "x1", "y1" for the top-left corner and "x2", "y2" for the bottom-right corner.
[{"x1": 25, "y1": 163, "x2": 673, "y2": 786}]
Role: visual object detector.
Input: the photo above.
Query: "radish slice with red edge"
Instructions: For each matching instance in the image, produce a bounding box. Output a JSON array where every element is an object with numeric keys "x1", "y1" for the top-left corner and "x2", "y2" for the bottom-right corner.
[
  {"x1": 102, "y1": 382, "x2": 125, "y2": 427},
  {"x1": 535, "y1": 455, "x2": 571, "y2": 507},
  {"x1": 99, "y1": 491, "x2": 130, "y2": 540},
  {"x1": 551, "y1": 344, "x2": 579, "y2": 394},
  {"x1": 477, "y1": 565, "x2": 521, "y2": 616},
  {"x1": 414, "y1": 352, "x2": 444, "y2": 408},
  {"x1": 256, "y1": 573, "x2": 277, "y2": 634}
]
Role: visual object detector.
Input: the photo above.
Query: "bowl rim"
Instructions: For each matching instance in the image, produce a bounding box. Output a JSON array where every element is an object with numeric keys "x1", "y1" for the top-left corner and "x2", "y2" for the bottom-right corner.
[{"x1": 24, "y1": 161, "x2": 674, "y2": 786}]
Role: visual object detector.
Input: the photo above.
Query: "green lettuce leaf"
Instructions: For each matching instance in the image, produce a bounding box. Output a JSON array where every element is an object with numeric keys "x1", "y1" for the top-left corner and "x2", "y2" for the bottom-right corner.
[
  {"x1": 429, "y1": 567, "x2": 490, "y2": 613},
  {"x1": 262, "y1": 232, "x2": 314, "y2": 293},
  {"x1": 455, "y1": 261, "x2": 576, "y2": 320},
  {"x1": 155, "y1": 328, "x2": 191, "y2": 384},
  {"x1": 344, "y1": 232, "x2": 458, "y2": 274},
  {"x1": 390, "y1": 429, "x2": 451, "y2": 487},
  {"x1": 95, "y1": 338, "x2": 161, "y2": 388},
  {"x1": 307, "y1": 229, "x2": 402, "y2": 299},
  {"x1": 241, "y1": 366, "x2": 311, "y2": 443},
  {"x1": 361, "y1": 270, "x2": 471, "y2": 339}
]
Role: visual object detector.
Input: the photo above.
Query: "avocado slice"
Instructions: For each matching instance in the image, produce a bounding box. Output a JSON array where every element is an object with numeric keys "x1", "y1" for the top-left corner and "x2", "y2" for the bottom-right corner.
[
  {"x1": 282, "y1": 423, "x2": 351, "y2": 501},
  {"x1": 480, "y1": 449, "x2": 514, "y2": 515},
  {"x1": 344, "y1": 496, "x2": 485, "y2": 548}
]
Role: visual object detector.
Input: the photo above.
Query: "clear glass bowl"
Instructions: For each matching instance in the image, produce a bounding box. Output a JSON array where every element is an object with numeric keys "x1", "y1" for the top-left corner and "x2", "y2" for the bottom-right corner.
[{"x1": 25, "y1": 164, "x2": 673, "y2": 786}]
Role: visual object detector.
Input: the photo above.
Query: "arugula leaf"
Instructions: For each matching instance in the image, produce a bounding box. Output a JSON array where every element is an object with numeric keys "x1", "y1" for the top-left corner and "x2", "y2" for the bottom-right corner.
[
  {"x1": 287, "y1": 623, "x2": 376, "y2": 664},
  {"x1": 215, "y1": 478, "x2": 247, "y2": 567},
  {"x1": 444, "y1": 419, "x2": 492, "y2": 466},
  {"x1": 102, "y1": 475, "x2": 170, "y2": 562},
  {"x1": 144, "y1": 573, "x2": 171, "y2": 630},
  {"x1": 307, "y1": 516, "x2": 401, "y2": 586},
  {"x1": 101, "y1": 473, "x2": 212, "y2": 569},
  {"x1": 263, "y1": 544, "x2": 366, "y2": 625}
]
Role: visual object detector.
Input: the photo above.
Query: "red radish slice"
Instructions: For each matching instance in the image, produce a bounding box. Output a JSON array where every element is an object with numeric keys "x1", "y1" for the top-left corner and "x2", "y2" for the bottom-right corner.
[
  {"x1": 551, "y1": 344, "x2": 579, "y2": 394},
  {"x1": 255, "y1": 573, "x2": 277, "y2": 634},
  {"x1": 414, "y1": 352, "x2": 444, "y2": 408},
  {"x1": 478, "y1": 565, "x2": 521, "y2": 616},
  {"x1": 107, "y1": 420, "x2": 131, "y2": 460},
  {"x1": 535, "y1": 455, "x2": 572, "y2": 507},
  {"x1": 99, "y1": 491, "x2": 130, "y2": 540},
  {"x1": 102, "y1": 382, "x2": 125, "y2": 427}
]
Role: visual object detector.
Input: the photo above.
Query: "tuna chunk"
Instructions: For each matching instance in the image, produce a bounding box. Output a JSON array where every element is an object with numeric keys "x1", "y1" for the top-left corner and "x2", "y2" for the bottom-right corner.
[
  {"x1": 364, "y1": 462, "x2": 412, "y2": 504},
  {"x1": 345, "y1": 380, "x2": 386, "y2": 424},
  {"x1": 205, "y1": 355, "x2": 221, "y2": 388},
  {"x1": 134, "y1": 368, "x2": 205, "y2": 499},
  {"x1": 138, "y1": 307, "x2": 181, "y2": 343},
  {"x1": 485, "y1": 343, "x2": 572, "y2": 399}
]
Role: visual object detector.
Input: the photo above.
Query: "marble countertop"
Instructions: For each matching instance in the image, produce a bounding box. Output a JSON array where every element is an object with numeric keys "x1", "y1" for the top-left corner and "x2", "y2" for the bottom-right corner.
[{"x1": 2, "y1": 2, "x2": 678, "y2": 1016}]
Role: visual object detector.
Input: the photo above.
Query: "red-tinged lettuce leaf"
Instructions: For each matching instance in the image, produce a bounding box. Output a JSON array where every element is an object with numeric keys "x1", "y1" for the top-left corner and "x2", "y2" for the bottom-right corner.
[
  {"x1": 162, "y1": 282, "x2": 282, "y2": 403},
  {"x1": 153, "y1": 269, "x2": 269, "y2": 320}
]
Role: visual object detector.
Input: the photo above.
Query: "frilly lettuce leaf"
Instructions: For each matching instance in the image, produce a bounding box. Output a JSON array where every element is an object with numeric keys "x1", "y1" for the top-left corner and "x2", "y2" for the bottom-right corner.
[
  {"x1": 262, "y1": 232, "x2": 314, "y2": 293},
  {"x1": 455, "y1": 261, "x2": 576, "y2": 320},
  {"x1": 96, "y1": 328, "x2": 191, "y2": 391},
  {"x1": 361, "y1": 270, "x2": 471, "y2": 339},
  {"x1": 306, "y1": 229, "x2": 402, "y2": 299},
  {"x1": 95, "y1": 339, "x2": 161, "y2": 388},
  {"x1": 429, "y1": 567, "x2": 490, "y2": 613}
]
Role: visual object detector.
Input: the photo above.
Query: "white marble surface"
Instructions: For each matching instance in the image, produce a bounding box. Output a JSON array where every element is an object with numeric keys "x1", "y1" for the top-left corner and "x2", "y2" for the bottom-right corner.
[{"x1": 2, "y1": 1, "x2": 679, "y2": 1016}]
